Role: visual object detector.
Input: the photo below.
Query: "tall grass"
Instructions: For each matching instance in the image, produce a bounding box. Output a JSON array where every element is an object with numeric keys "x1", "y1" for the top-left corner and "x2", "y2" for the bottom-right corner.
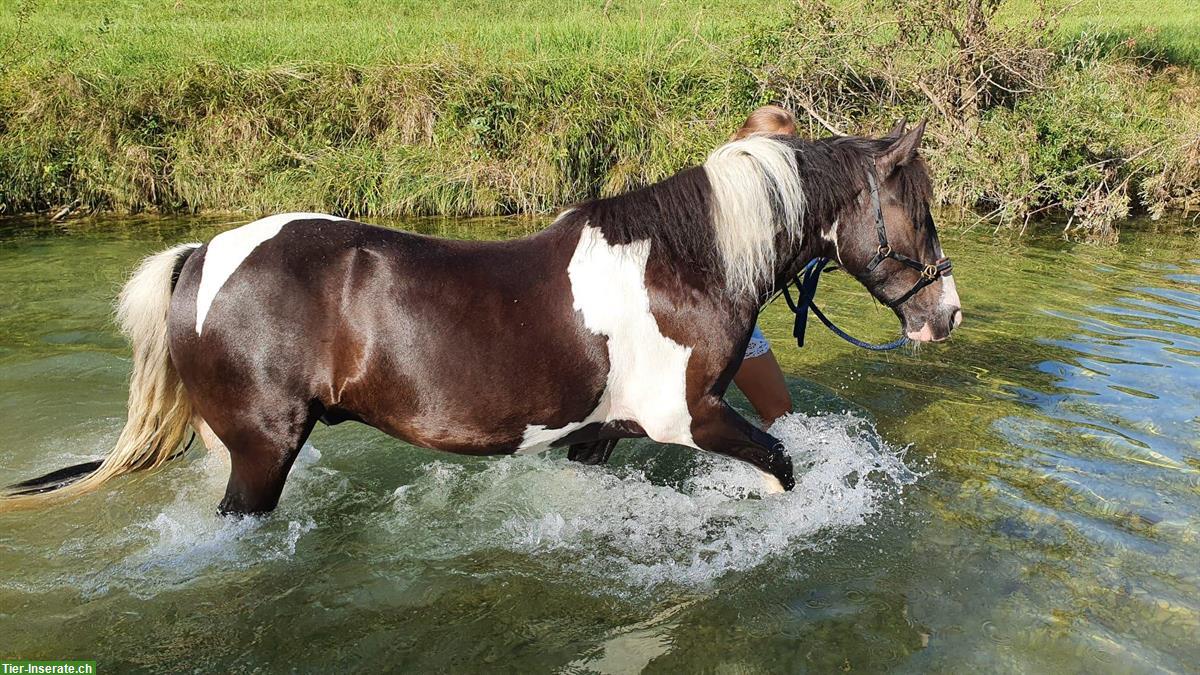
[
  {"x1": 1001, "y1": 0, "x2": 1200, "y2": 67},
  {"x1": 0, "y1": 57, "x2": 758, "y2": 215},
  {"x1": 0, "y1": 0, "x2": 779, "y2": 72}
]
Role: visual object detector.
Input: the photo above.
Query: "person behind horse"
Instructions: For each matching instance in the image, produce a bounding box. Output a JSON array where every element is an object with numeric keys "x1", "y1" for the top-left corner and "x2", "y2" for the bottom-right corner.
[{"x1": 729, "y1": 105, "x2": 797, "y2": 427}]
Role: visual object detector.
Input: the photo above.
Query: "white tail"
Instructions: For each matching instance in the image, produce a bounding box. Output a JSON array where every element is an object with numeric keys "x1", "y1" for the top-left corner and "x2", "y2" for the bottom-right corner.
[{"x1": 1, "y1": 243, "x2": 201, "y2": 510}]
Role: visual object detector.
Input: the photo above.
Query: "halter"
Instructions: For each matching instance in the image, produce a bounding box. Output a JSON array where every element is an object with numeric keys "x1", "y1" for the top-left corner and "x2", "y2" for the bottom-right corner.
[
  {"x1": 777, "y1": 167, "x2": 952, "y2": 351},
  {"x1": 862, "y1": 169, "x2": 952, "y2": 308}
]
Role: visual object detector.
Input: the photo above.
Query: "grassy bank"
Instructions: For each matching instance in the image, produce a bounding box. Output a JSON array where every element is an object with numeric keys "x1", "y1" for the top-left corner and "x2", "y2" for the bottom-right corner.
[
  {"x1": 5, "y1": 1, "x2": 1196, "y2": 68},
  {"x1": 1, "y1": 0, "x2": 1197, "y2": 232}
]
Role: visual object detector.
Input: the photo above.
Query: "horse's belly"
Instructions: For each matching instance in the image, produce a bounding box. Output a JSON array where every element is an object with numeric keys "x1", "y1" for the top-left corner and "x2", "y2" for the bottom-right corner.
[
  {"x1": 512, "y1": 372, "x2": 694, "y2": 454},
  {"x1": 370, "y1": 410, "x2": 527, "y2": 456}
]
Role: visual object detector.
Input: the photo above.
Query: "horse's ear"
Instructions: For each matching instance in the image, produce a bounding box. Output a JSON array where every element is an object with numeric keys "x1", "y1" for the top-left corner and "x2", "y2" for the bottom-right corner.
[
  {"x1": 732, "y1": 105, "x2": 797, "y2": 140},
  {"x1": 885, "y1": 118, "x2": 907, "y2": 139},
  {"x1": 875, "y1": 118, "x2": 926, "y2": 176}
]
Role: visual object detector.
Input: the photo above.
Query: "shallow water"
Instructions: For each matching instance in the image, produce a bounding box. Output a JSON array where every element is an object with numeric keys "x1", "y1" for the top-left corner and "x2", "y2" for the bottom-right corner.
[{"x1": 0, "y1": 213, "x2": 1197, "y2": 673}]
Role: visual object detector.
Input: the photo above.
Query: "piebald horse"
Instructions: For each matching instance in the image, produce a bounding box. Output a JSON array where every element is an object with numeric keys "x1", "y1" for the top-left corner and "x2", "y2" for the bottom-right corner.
[{"x1": 3, "y1": 116, "x2": 960, "y2": 515}]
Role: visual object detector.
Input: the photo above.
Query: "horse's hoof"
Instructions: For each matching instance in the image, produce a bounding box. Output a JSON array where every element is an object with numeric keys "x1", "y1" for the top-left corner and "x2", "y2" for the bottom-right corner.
[
  {"x1": 756, "y1": 470, "x2": 786, "y2": 495},
  {"x1": 780, "y1": 472, "x2": 796, "y2": 491}
]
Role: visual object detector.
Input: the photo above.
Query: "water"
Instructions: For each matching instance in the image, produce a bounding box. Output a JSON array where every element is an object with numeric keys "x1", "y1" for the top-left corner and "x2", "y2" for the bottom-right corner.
[{"x1": 0, "y1": 214, "x2": 1197, "y2": 672}]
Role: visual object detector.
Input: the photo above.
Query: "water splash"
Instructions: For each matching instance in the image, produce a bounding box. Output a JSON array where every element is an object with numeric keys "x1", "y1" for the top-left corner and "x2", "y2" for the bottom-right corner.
[
  {"x1": 5, "y1": 413, "x2": 916, "y2": 599},
  {"x1": 52, "y1": 443, "x2": 334, "y2": 598},
  {"x1": 384, "y1": 411, "x2": 919, "y2": 592}
]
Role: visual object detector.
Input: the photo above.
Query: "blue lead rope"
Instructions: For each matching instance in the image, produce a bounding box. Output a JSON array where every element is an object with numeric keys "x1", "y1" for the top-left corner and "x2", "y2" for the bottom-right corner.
[{"x1": 780, "y1": 258, "x2": 910, "y2": 351}]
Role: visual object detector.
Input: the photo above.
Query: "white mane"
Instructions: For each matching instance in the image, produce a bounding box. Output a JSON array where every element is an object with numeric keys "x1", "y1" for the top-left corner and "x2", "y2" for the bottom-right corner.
[{"x1": 703, "y1": 135, "x2": 806, "y2": 299}]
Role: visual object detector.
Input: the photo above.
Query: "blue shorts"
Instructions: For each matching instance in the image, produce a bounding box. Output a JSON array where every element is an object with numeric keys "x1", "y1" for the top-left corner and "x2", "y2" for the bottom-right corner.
[{"x1": 745, "y1": 325, "x2": 771, "y2": 359}]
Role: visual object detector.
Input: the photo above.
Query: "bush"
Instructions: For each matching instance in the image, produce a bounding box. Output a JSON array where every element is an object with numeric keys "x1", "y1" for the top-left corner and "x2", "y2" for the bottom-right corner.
[{"x1": 739, "y1": 0, "x2": 1200, "y2": 237}]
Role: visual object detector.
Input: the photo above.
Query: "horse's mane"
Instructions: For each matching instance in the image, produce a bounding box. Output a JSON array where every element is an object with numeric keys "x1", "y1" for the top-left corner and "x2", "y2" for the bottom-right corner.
[
  {"x1": 797, "y1": 135, "x2": 933, "y2": 230},
  {"x1": 563, "y1": 133, "x2": 932, "y2": 298},
  {"x1": 563, "y1": 165, "x2": 718, "y2": 281}
]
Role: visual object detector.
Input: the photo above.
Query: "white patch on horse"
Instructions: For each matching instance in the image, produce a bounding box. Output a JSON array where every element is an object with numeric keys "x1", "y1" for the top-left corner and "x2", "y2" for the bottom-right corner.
[
  {"x1": 195, "y1": 212, "x2": 343, "y2": 335},
  {"x1": 757, "y1": 470, "x2": 785, "y2": 494},
  {"x1": 932, "y1": 241, "x2": 962, "y2": 325},
  {"x1": 940, "y1": 273, "x2": 961, "y2": 310},
  {"x1": 906, "y1": 271, "x2": 962, "y2": 340},
  {"x1": 822, "y1": 218, "x2": 841, "y2": 263},
  {"x1": 552, "y1": 207, "x2": 575, "y2": 224},
  {"x1": 519, "y1": 390, "x2": 613, "y2": 453},
  {"x1": 704, "y1": 135, "x2": 806, "y2": 299},
  {"x1": 906, "y1": 323, "x2": 936, "y2": 342},
  {"x1": 941, "y1": 273, "x2": 963, "y2": 328},
  {"x1": 517, "y1": 225, "x2": 695, "y2": 452}
]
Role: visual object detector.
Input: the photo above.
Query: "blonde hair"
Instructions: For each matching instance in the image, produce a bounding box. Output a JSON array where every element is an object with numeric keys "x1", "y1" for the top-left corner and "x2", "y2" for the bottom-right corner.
[
  {"x1": 704, "y1": 135, "x2": 806, "y2": 298},
  {"x1": 732, "y1": 105, "x2": 797, "y2": 140}
]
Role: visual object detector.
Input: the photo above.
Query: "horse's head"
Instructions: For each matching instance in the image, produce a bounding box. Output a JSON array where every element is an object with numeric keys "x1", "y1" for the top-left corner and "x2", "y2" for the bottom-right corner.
[
  {"x1": 820, "y1": 120, "x2": 962, "y2": 343},
  {"x1": 705, "y1": 110, "x2": 960, "y2": 342}
]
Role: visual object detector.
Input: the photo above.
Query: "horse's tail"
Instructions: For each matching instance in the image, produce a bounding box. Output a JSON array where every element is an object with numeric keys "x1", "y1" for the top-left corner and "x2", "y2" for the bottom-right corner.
[{"x1": 1, "y1": 242, "x2": 202, "y2": 510}]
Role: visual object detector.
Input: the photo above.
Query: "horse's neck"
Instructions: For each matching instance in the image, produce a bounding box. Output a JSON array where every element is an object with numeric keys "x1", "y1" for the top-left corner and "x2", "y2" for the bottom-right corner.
[{"x1": 759, "y1": 228, "x2": 828, "y2": 300}]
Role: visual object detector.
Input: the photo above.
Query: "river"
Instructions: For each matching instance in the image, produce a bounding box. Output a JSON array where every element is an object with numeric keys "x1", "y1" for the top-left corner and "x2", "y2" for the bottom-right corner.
[{"x1": 0, "y1": 213, "x2": 1197, "y2": 672}]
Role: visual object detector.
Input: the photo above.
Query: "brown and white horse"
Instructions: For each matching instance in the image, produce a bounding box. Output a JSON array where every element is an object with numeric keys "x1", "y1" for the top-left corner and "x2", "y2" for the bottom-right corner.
[{"x1": 2, "y1": 117, "x2": 960, "y2": 516}]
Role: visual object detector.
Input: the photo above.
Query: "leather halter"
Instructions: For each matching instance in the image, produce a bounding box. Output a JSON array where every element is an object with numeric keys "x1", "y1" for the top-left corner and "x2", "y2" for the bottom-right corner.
[
  {"x1": 775, "y1": 166, "x2": 952, "y2": 351},
  {"x1": 863, "y1": 168, "x2": 952, "y2": 308}
]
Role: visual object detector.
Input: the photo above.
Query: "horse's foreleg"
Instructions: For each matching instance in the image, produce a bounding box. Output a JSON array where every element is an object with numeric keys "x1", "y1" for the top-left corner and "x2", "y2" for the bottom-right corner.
[
  {"x1": 690, "y1": 399, "x2": 795, "y2": 492},
  {"x1": 567, "y1": 438, "x2": 619, "y2": 465}
]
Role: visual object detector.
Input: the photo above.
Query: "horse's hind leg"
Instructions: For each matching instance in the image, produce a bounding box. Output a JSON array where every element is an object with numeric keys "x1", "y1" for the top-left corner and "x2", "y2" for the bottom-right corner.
[
  {"x1": 690, "y1": 398, "x2": 795, "y2": 492},
  {"x1": 219, "y1": 422, "x2": 317, "y2": 516},
  {"x1": 206, "y1": 402, "x2": 320, "y2": 516}
]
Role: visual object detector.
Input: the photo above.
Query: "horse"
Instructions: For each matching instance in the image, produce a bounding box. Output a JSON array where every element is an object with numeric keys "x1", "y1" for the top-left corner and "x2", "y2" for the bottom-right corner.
[{"x1": 2, "y1": 115, "x2": 961, "y2": 516}]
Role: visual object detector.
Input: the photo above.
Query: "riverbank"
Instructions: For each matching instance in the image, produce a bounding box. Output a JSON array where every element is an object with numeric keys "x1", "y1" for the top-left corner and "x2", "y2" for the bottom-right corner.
[{"x1": 1, "y1": 0, "x2": 1197, "y2": 235}]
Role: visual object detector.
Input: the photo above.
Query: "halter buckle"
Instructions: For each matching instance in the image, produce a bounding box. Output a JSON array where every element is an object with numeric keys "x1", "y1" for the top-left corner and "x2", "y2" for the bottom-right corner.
[
  {"x1": 921, "y1": 263, "x2": 940, "y2": 280},
  {"x1": 877, "y1": 244, "x2": 891, "y2": 258}
]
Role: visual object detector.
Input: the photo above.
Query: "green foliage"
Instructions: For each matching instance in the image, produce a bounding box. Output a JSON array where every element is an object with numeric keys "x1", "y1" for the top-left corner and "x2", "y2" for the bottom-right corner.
[
  {"x1": 931, "y1": 50, "x2": 1199, "y2": 236},
  {"x1": 1000, "y1": 0, "x2": 1200, "y2": 68},
  {"x1": 0, "y1": 0, "x2": 1196, "y2": 232},
  {"x1": 0, "y1": 57, "x2": 758, "y2": 216},
  {"x1": 733, "y1": 0, "x2": 1198, "y2": 234}
]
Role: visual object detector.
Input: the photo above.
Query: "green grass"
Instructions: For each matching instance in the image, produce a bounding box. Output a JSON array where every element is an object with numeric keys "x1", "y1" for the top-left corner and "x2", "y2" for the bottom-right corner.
[
  {"x1": 4, "y1": 0, "x2": 1196, "y2": 75},
  {"x1": 1002, "y1": 0, "x2": 1200, "y2": 66},
  {"x1": 0, "y1": 0, "x2": 1196, "y2": 226},
  {"x1": 2, "y1": 0, "x2": 779, "y2": 73}
]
